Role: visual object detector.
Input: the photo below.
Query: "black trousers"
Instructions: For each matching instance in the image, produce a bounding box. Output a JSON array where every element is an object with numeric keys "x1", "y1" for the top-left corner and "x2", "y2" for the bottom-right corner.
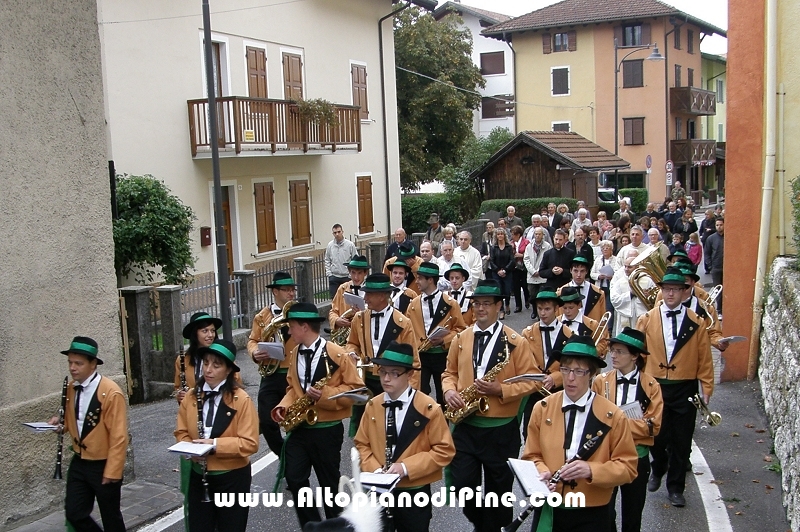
[
  {"x1": 285, "y1": 422, "x2": 344, "y2": 527},
  {"x1": 512, "y1": 268, "x2": 530, "y2": 310},
  {"x1": 329, "y1": 276, "x2": 350, "y2": 299},
  {"x1": 351, "y1": 376, "x2": 384, "y2": 436},
  {"x1": 390, "y1": 485, "x2": 432, "y2": 532},
  {"x1": 258, "y1": 371, "x2": 288, "y2": 455},
  {"x1": 650, "y1": 380, "x2": 697, "y2": 495},
  {"x1": 611, "y1": 454, "x2": 650, "y2": 532},
  {"x1": 65, "y1": 457, "x2": 125, "y2": 532},
  {"x1": 451, "y1": 419, "x2": 520, "y2": 532},
  {"x1": 188, "y1": 464, "x2": 251, "y2": 532},
  {"x1": 544, "y1": 502, "x2": 612, "y2": 532},
  {"x1": 492, "y1": 271, "x2": 513, "y2": 309},
  {"x1": 419, "y1": 351, "x2": 447, "y2": 408},
  {"x1": 527, "y1": 284, "x2": 545, "y2": 318}
]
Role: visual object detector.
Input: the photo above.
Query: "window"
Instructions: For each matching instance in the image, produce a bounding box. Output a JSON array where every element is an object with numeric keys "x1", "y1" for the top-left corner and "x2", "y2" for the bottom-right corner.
[
  {"x1": 551, "y1": 67, "x2": 569, "y2": 96},
  {"x1": 716, "y1": 80, "x2": 725, "y2": 102},
  {"x1": 687, "y1": 68, "x2": 694, "y2": 87},
  {"x1": 481, "y1": 95, "x2": 514, "y2": 119},
  {"x1": 623, "y1": 24, "x2": 642, "y2": 46},
  {"x1": 554, "y1": 33, "x2": 569, "y2": 52},
  {"x1": 480, "y1": 51, "x2": 505, "y2": 75},
  {"x1": 552, "y1": 122, "x2": 570, "y2": 132},
  {"x1": 289, "y1": 179, "x2": 311, "y2": 246},
  {"x1": 623, "y1": 117, "x2": 645, "y2": 145},
  {"x1": 351, "y1": 63, "x2": 368, "y2": 120},
  {"x1": 675, "y1": 117, "x2": 682, "y2": 140},
  {"x1": 674, "y1": 64, "x2": 682, "y2": 87},
  {"x1": 687, "y1": 30, "x2": 695, "y2": 53},
  {"x1": 254, "y1": 182, "x2": 277, "y2": 253},
  {"x1": 622, "y1": 59, "x2": 643, "y2": 88},
  {"x1": 282, "y1": 52, "x2": 303, "y2": 100},
  {"x1": 674, "y1": 27, "x2": 681, "y2": 50},
  {"x1": 356, "y1": 176, "x2": 374, "y2": 234}
]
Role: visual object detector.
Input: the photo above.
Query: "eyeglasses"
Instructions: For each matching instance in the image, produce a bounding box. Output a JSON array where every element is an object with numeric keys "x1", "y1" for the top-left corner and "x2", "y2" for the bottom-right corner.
[
  {"x1": 559, "y1": 367, "x2": 592, "y2": 377},
  {"x1": 661, "y1": 286, "x2": 684, "y2": 293},
  {"x1": 378, "y1": 369, "x2": 406, "y2": 379},
  {"x1": 471, "y1": 301, "x2": 499, "y2": 308}
]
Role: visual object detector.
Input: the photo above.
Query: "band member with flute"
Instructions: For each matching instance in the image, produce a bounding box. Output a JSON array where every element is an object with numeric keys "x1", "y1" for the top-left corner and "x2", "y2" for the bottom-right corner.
[
  {"x1": 272, "y1": 303, "x2": 364, "y2": 528},
  {"x1": 406, "y1": 262, "x2": 466, "y2": 409},
  {"x1": 175, "y1": 313, "x2": 222, "y2": 403},
  {"x1": 354, "y1": 341, "x2": 456, "y2": 532},
  {"x1": 592, "y1": 328, "x2": 663, "y2": 532},
  {"x1": 49, "y1": 336, "x2": 128, "y2": 532},
  {"x1": 558, "y1": 256, "x2": 607, "y2": 323},
  {"x1": 558, "y1": 286, "x2": 609, "y2": 357},
  {"x1": 246, "y1": 271, "x2": 298, "y2": 456},
  {"x1": 174, "y1": 338, "x2": 258, "y2": 532},
  {"x1": 442, "y1": 280, "x2": 538, "y2": 532},
  {"x1": 522, "y1": 336, "x2": 637, "y2": 532}
]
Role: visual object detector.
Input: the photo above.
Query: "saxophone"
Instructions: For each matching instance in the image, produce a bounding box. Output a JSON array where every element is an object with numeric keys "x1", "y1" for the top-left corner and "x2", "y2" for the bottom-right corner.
[
  {"x1": 330, "y1": 308, "x2": 356, "y2": 346},
  {"x1": 279, "y1": 355, "x2": 332, "y2": 432},
  {"x1": 444, "y1": 331, "x2": 511, "y2": 424},
  {"x1": 257, "y1": 300, "x2": 295, "y2": 377}
]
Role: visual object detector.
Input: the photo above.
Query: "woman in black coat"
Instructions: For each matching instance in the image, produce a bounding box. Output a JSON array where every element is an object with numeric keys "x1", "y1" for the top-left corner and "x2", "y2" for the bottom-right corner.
[
  {"x1": 673, "y1": 208, "x2": 699, "y2": 243},
  {"x1": 490, "y1": 228, "x2": 515, "y2": 319}
]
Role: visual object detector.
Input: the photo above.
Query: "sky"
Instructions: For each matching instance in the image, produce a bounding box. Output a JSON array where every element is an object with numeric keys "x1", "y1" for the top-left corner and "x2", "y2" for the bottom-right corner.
[{"x1": 460, "y1": 0, "x2": 728, "y2": 55}]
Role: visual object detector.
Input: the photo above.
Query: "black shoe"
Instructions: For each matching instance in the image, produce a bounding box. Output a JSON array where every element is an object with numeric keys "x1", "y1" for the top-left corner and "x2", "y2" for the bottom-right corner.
[
  {"x1": 530, "y1": 311, "x2": 538, "y2": 321},
  {"x1": 514, "y1": 308, "x2": 522, "y2": 313},
  {"x1": 647, "y1": 473, "x2": 662, "y2": 492},
  {"x1": 668, "y1": 492, "x2": 686, "y2": 507},
  {"x1": 525, "y1": 302, "x2": 531, "y2": 309}
]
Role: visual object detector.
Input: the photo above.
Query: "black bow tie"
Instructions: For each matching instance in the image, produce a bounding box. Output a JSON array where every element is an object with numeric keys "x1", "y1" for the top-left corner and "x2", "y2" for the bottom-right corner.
[
  {"x1": 451, "y1": 290, "x2": 461, "y2": 297},
  {"x1": 475, "y1": 331, "x2": 492, "y2": 340},
  {"x1": 562, "y1": 403, "x2": 585, "y2": 449},
  {"x1": 563, "y1": 319, "x2": 575, "y2": 326},
  {"x1": 372, "y1": 311, "x2": 384, "y2": 318},
  {"x1": 562, "y1": 404, "x2": 586, "y2": 413},
  {"x1": 666, "y1": 309, "x2": 681, "y2": 318},
  {"x1": 424, "y1": 294, "x2": 436, "y2": 301},
  {"x1": 203, "y1": 390, "x2": 220, "y2": 401},
  {"x1": 383, "y1": 400, "x2": 404, "y2": 411},
  {"x1": 617, "y1": 377, "x2": 637, "y2": 386},
  {"x1": 351, "y1": 285, "x2": 361, "y2": 295},
  {"x1": 540, "y1": 326, "x2": 555, "y2": 332},
  {"x1": 299, "y1": 348, "x2": 315, "y2": 357}
]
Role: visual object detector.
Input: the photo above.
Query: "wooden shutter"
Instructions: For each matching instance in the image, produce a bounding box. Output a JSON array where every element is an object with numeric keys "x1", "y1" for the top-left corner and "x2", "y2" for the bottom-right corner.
[
  {"x1": 624, "y1": 119, "x2": 633, "y2": 145},
  {"x1": 642, "y1": 23, "x2": 651, "y2": 45},
  {"x1": 674, "y1": 27, "x2": 681, "y2": 50},
  {"x1": 675, "y1": 64, "x2": 681, "y2": 87},
  {"x1": 351, "y1": 64, "x2": 368, "y2": 120},
  {"x1": 246, "y1": 47, "x2": 267, "y2": 98},
  {"x1": 687, "y1": 30, "x2": 695, "y2": 53},
  {"x1": 356, "y1": 176, "x2": 374, "y2": 234},
  {"x1": 283, "y1": 53, "x2": 303, "y2": 101},
  {"x1": 254, "y1": 182, "x2": 277, "y2": 253},
  {"x1": 552, "y1": 68, "x2": 569, "y2": 95},
  {"x1": 687, "y1": 68, "x2": 694, "y2": 87},
  {"x1": 542, "y1": 33, "x2": 552, "y2": 54},
  {"x1": 480, "y1": 52, "x2": 505, "y2": 75},
  {"x1": 289, "y1": 180, "x2": 311, "y2": 246},
  {"x1": 633, "y1": 118, "x2": 644, "y2": 144},
  {"x1": 623, "y1": 60, "x2": 643, "y2": 88},
  {"x1": 567, "y1": 30, "x2": 577, "y2": 51}
]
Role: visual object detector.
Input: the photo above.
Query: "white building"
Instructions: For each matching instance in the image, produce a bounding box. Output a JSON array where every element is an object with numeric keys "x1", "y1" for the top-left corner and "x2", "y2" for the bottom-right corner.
[{"x1": 433, "y1": 1, "x2": 515, "y2": 137}]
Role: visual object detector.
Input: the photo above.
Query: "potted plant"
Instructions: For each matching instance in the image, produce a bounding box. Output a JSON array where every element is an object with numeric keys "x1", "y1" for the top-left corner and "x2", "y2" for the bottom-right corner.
[{"x1": 293, "y1": 98, "x2": 339, "y2": 128}]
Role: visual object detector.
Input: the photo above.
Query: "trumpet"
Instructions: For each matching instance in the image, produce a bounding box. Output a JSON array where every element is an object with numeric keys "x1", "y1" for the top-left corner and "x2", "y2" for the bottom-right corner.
[
  {"x1": 258, "y1": 300, "x2": 295, "y2": 377},
  {"x1": 330, "y1": 308, "x2": 356, "y2": 346},
  {"x1": 418, "y1": 316, "x2": 454, "y2": 352},
  {"x1": 592, "y1": 312, "x2": 611, "y2": 348},
  {"x1": 689, "y1": 393, "x2": 721, "y2": 426},
  {"x1": 355, "y1": 360, "x2": 374, "y2": 381}
]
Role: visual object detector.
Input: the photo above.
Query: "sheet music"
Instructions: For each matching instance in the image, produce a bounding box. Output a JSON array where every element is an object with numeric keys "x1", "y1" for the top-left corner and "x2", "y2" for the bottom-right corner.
[
  {"x1": 168, "y1": 442, "x2": 214, "y2": 457},
  {"x1": 23, "y1": 422, "x2": 58, "y2": 433},
  {"x1": 508, "y1": 458, "x2": 550, "y2": 496},
  {"x1": 360, "y1": 472, "x2": 401, "y2": 493},
  {"x1": 619, "y1": 401, "x2": 643, "y2": 419},
  {"x1": 343, "y1": 292, "x2": 366, "y2": 311},
  {"x1": 258, "y1": 342, "x2": 285, "y2": 360},
  {"x1": 328, "y1": 387, "x2": 371, "y2": 404},
  {"x1": 426, "y1": 326, "x2": 449, "y2": 342}
]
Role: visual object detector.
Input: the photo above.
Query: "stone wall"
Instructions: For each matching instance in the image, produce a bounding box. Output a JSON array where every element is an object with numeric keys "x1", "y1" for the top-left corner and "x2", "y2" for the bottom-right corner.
[{"x1": 759, "y1": 256, "x2": 800, "y2": 531}]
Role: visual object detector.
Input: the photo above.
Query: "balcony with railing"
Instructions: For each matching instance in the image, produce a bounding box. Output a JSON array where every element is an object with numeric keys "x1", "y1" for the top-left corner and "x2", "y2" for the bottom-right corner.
[
  {"x1": 670, "y1": 87, "x2": 716, "y2": 116},
  {"x1": 671, "y1": 139, "x2": 717, "y2": 166},
  {"x1": 187, "y1": 97, "x2": 362, "y2": 157}
]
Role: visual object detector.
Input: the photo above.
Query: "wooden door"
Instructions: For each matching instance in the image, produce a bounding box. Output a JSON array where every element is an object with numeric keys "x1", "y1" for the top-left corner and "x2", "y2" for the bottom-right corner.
[
  {"x1": 289, "y1": 180, "x2": 311, "y2": 246},
  {"x1": 220, "y1": 187, "x2": 234, "y2": 276},
  {"x1": 254, "y1": 182, "x2": 277, "y2": 253},
  {"x1": 282, "y1": 53, "x2": 303, "y2": 101}
]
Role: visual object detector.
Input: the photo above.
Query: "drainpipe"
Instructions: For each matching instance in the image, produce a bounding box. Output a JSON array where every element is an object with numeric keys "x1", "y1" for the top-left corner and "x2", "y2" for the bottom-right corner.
[
  {"x1": 747, "y1": 0, "x2": 778, "y2": 380},
  {"x1": 777, "y1": 83, "x2": 786, "y2": 255}
]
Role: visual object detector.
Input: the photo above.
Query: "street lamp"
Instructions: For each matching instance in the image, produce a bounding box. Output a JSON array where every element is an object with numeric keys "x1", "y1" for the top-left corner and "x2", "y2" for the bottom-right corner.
[{"x1": 613, "y1": 39, "x2": 664, "y2": 197}]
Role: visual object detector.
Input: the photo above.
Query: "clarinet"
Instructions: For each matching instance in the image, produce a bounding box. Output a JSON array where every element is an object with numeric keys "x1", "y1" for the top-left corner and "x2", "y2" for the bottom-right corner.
[
  {"x1": 53, "y1": 376, "x2": 68, "y2": 480},
  {"x1": 179, "y1": 346, "x2": 187, "y2": 392},
  {"x1": 196, "y1": 382, "x2": 212, "y2": 503},
  {"x1": 383, "y1": 438, "x2": 393, "y2": 473}
]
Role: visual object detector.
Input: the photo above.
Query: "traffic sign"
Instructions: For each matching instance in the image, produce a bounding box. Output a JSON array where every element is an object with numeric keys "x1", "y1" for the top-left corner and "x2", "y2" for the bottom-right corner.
[
  {"x1": 646, "y1": 155, "x2": 652, "y2": 169},
  {"x1": 666, "y1": 172, "x2": 673, "y2": 185},
  {"x1": 665, "y1": 160, "x2": 674, "y2": 172}
]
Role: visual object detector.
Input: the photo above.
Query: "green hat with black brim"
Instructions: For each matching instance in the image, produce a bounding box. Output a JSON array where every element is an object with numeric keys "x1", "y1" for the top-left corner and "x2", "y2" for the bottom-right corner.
[
  {"x1": 345, "y1": 255, "x2": 370, "y2": 270},
  {"x1": 657, "y1": 267, "x2": 691, "y2": 288},
  {"x1": 535, "y1": 288, "x2": 563, "y2": 305},
  {"x1": 558, "y1": 286, "x2": 584, "y2": 303},
  {"x1": 416, "y1": 261, "x2": 440, "y2": 279},
  {"x1": 285, "y1": 302, "x2": 327, "y2": 322},
  {"x1": 675, "y1": 264, "x2": 700, "y2": 282},
  {"x1": 466, "y1": 279, "x2": 504, "y2": 301},
  {"x1": 182, "y1": 312, "x2": 224, "y2": 340},
  {"x1": 444, "y1": 263, "x2": 470, "y2": 282},
  {"x1": 61, "y1": 336, "x2": 103, "y2": 365},
  {"x1": 197, "y1": 338, "x2": 240, "y2": 372},
  {"x1": 396, "y1": 242, "x2": 416, "y2": 260},
  {"x1": 550, "y1": 335, "x2": 606, "y2": 368},
  {"x1": 361, "y1": 273, "x2": 394, "y2": 293},
  {"x1": 609, "y1": 327, "x2": 649, "y2": 355},
  {"x1": 571, "y1": 256, "x2": 591, "y2": 268},
  {"x1": 373, "y1": 341, "x2": 418, "y2": 370},
  {"x1": 266, "y1": 271, "x2": 298, "y2": 289},
  {"x1": 667, "y1": 250, "x2": 690, "y2": 262},
  {"x1": 387, "y1": 260, "x2": 412, "y2": 273}
]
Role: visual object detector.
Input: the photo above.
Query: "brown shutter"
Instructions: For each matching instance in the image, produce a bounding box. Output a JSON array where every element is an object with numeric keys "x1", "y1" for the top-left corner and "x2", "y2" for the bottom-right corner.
[
  {"x1": 687, "y1": 68, "x2": 694, "y2": 87},
  {"x1": 567, "y1": 30, "x2": 577, "y2": 51},
  {"x1": 613, "y1": 26, "x2": 623, "y2": 46},
  {"x1": 246, "y1": 47, "x2": 267, "y2": 99},
  {"x1": 283, "y1": 53, "x2": 303, "y2": 101},
  {"x1": 542, "y1": 33, "x2": 552, "y2": 54},
  {"x1": 356, "y1": 176, "x2": 374, "y2": 233},
  {"x1": 254, "y1": 182, "x2": 277, "y2": 253},
  {"x1": 642, "y1": 23, "x2": 651, "y2": 45},
  {"x1": 351, "y1": 64, "x2": 368, "y2": 119},
  {"x1": 624, "y1": 119, "x2": 633, "y2": 145},
  {"x1": 289, "y1": 180, "x2": 311, "y2": 246},
  {"x1": 633, "y1": 118, "x2": 644, "y2": 144}
]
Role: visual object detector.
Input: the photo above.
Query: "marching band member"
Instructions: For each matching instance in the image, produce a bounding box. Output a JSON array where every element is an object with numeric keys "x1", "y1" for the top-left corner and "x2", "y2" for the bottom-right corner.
[
  {"x1": 354, "y1": 341, "x2": 456, "y2": 532},
  {"x1": 558, "y1": 256, "x2": 607, "y2": 323},
  {"x1": 50, "y1": 337, "x2": 128, "y2": 532},
  {"x1": 272, "y1": 303, "x2": 364, "y2": 527},
  {"x1": 406, "y1": 262, "x2": 466, "y2": 409},
  {"x1": 175, "y1": 313, "x2": 221, "y2": 403},
  {"x1": 592, "y1": 328, "x2": 663, "y2": 532},
  {"x1": 610, "y1": 252, "x2": 652, "y2": 335},
  {"x1": 442, "y1": 280, "x2": 538, "y2": 532},
  {"x1": 329, "y1": 254, "x2": 370, "y2": 335},
  {"x1": 246, "y1": 271, "x2": 298, "y2": 456},
  {"x1": 558, "y1": 286, "x2": 609, "y2": 357},
  {"x1": 174, "y1": 338, "x2": 258, "y2": 532},
  {"x1": 670, "y1": 264, "x2": 728, "y2": 352},
  {"x1": 445, "y1": 263, "x2": 474, "y2": 326},
  {"x1": 636, "y1": 268, "x2": 713, "y2": 508},
  {"x1": 523, "y1": 336, "x2": 638, "y2": 532},
  {"x1": 387, "y1": 261, "x2": 418, "y2": 314},
  {"x1": 383, "y1": 241, "x2": 423, "y2": 279}
]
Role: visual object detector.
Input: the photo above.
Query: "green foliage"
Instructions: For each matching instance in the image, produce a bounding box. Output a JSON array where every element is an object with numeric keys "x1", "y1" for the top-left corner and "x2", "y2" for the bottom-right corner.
[
  {"x1": 401, "y1": 193, "x2": 463, "y2": 234},
  {"x1": 478, "y1": 198, "x2": 579, "y2": 224},
  {"x1": 395, "y1": 7, "x2": 484, "y2": 191},
  {"x1": 791, "y1": 176, "x2": 800, "y2": 260},
  {"x1": 598, "y1": 202, "x2": 618, "y2": 216},
  {"x1": 439, "y1": 127, "x2": 515, "y2": 221},
  {"x1": 294, "y1": 98, "x2": 339, "y2": 127},
  {"x1": 619, "y1": 188, "x2": 649, "y2": 213},
  {"x1": 114, "y1": 174, "x2": 196, "y2": 285}
]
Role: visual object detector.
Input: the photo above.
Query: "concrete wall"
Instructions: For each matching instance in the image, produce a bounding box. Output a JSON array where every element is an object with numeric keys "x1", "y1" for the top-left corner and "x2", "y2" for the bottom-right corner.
[
  {"x1": 759, "y1": 257, "x2": 800, "y2": 531},
  {"x1": 0, "y1": 0, "x2": 126, "y2": 527}
]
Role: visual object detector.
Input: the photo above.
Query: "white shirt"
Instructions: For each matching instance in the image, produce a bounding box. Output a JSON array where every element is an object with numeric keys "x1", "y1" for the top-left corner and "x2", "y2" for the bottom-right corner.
[
  {"x1": 539, "y1": 317, "x2": 562, "y2": 363},
  {"x1": 421, "y1": 290, "x2": 442, "y2": 333},
  {"x1": 369, "y1": 305, "x2": 392, "y2": 355},
  {"x1": 201, "y1": 380, "x2": 226, "y2": 439},
  {"x1": 449, "y1": 288, "x2": 472, "y2": 313},
  {"x1": 569, "y1": 281, "x2": 590, "y2": 314},
  {"x1": 453, "y1": 245, "x2": 485, "y2": 283},
  {"x1": 384, "y1": 386, "x2": 415, "y2": 453},
  {"x1": 472, "y1": 322, "x2": 502, "y2": 379},
  {"x1": 74, "y1": 372, "x2": 100, "y2": 438},
  {"x1": 616, "y1": 242, "x2": 649, "y2": 258},
  {"x1": 296, "y1": 337, "x2": 324, "y2": 389},
  {"x1": 660, "y1": 304, "x2": 685, "y2": 361},
  {"x1": 391, "y1": 284, "x2": 407, "y2": 310},
  {"x1": 562, "y1": 389, "x2": 594, "y2": 460},
  {"x1": 615, "y1": 368, "x2": 639, "y2": 406},
  {"x1": 563, "y1": 311, "x2": 584, "y2": 334}
]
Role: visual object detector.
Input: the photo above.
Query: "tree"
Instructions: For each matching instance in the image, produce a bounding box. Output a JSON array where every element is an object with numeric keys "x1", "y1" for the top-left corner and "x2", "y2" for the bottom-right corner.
[
  {"x1": 113, "y1": 174, "x2": 196, "y2": 285},
  {"x1": 438, "y1": 127, "x2": 515, "y2": 220},
  {"x1": 394, "y1": 7, "x2": 484, "y2": 191}
]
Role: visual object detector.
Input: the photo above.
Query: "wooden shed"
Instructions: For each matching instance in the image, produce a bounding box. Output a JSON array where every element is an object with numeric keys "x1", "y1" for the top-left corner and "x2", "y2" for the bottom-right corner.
[{"x1": 472, "y1": 131, "x2": 630, "y2": 206}]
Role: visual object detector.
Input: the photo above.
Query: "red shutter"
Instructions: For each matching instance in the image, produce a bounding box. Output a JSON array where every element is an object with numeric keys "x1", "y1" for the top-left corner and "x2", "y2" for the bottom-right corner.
[
  {"x1": 567, "y1": 30, "x2": 577, "y2": 51},
  {"x1": 642, "y1": 23, "x2": 651, "y2": 45},
  {"x1": 254, "y1": 182, "x2": 277, "y2": 253},
  {"x1": 542, "y1": 33, "x2": 552, "y2": 54}
]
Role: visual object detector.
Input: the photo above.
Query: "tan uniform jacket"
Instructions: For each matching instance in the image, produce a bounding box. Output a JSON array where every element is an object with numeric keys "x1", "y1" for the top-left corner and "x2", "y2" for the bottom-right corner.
[
  {"x1": 522, "y1": 392, "x2": 638, "y2": 507},
  {"x1": 65, "y1": 376, "x2": 129, "y2": 480},
  {"x1": 442, "y1": 325, "x2": 538, "y2": 419},
  {"x1": 591, "y1": 369, "x2": 663, "y2": 447},
  {"x1": 247, "y1": 305, "x2": 298, "y2": 371},
  {"x1": 329, "y1": 281, "x2": 362, "y2": 331},
  {"x1": 175, "y1": 387, "x2": 259, "y2": 471},
  {"x1": 345, "y1": 308, "x2": 420, "y2": 389},
  {"x1": 174, "y1": 352, "x2": 242, "y2": 396},
  {"x1": 557, "y1": 283, "x2": 608, "y2": 324},
  {"x1": 521, "y1": 322, "x2": 572, "y2": 390},
  {"x1": 277, "y1": 340, "x2": 365, "y2": 422},
  {"x1": 354, "y1": 390, "x2": 455, "y2": 488},
  {"x1": 405, "y1": 292, "x2": 466, "y2": 353},
  {"x1": 636, "y1": 303, "x2": 714, "y2": 398},
  {"x1": 651, "y1": 294, "x2": 724, "y2": 349}
]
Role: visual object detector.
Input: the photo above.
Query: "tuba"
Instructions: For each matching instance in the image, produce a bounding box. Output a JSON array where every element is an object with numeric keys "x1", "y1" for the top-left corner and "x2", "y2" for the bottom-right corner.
[
  {"x1": 627, "y1": 246, "x2": 668, "y2": 309},
  {"x1": 258, "y1": 300, "x2": 296, "y2": 377}
]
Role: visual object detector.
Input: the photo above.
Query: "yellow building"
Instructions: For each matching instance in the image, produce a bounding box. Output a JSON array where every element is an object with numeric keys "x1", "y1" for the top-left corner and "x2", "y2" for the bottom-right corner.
[{"x1": 701, "y1": 52, "x2": 726, "y2": 197}]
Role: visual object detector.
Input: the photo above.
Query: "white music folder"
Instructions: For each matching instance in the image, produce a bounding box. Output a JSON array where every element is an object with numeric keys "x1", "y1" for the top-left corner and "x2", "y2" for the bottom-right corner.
[{"x1": 508, "y1": 458, "x2": 550, "y2": 497}]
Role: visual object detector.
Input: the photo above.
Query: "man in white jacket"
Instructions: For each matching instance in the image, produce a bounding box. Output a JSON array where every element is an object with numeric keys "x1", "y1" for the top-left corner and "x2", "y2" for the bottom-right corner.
[
  {"x1": 523, "y1": 227, "x2": 552, "y2": 321},
  {"x1": 453, "y1": 231, "x2": 484, "y2": 285},
  {"x1": 610, "y1": 251, "x2": 653, "y2": 335}
]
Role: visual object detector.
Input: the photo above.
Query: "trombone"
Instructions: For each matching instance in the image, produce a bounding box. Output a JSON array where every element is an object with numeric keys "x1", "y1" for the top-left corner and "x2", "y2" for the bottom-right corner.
[
  {"x1": 689, "y1": 393, "x2": 721, "y2": 426},
  {"x1": 702, "y1": 285, "x2": 723, "y2": 330},
  {"x1": 592, "y1": 312, "x2": 612, "y2": 347}
]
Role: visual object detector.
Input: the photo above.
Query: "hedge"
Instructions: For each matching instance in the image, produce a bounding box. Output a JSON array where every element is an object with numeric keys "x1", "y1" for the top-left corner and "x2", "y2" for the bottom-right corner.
[
  {"x1": 401, "y1": 194, "x2": 463, "y2": 234},
  {"x1": 598, "y1": 202, "x2": 618, "y2": 216},
  {"x1": 619, "y1": 188, "x2": 649, "y2": 213},
  {"x1": 478, "y1": 198, "x2": 579, "y2": 225}
]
